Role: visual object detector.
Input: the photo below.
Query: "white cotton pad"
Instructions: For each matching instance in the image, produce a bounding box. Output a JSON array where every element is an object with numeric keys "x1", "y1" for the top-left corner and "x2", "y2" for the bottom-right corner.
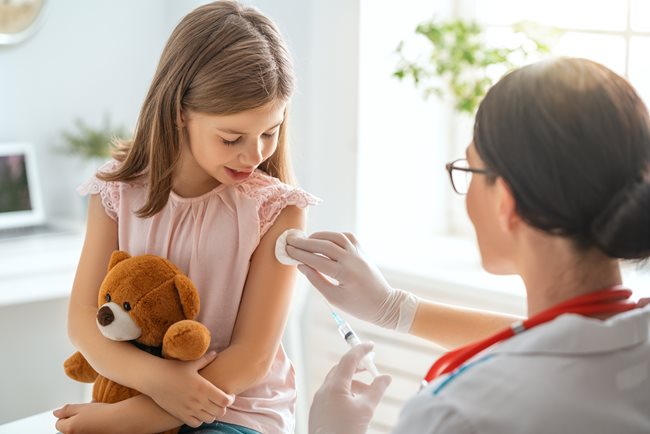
[{"x1": 275, "y1": 228, "x2": 306, "y2": 266}]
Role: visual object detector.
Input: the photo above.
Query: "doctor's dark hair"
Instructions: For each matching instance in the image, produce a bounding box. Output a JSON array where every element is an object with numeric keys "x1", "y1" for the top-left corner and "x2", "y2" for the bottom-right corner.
[
  {"x1": 98, "y1": 0, "x2": 295, "y2": 217},
  {"x1": 473, "y1": 57, "x2": 650, "y2": 259}
]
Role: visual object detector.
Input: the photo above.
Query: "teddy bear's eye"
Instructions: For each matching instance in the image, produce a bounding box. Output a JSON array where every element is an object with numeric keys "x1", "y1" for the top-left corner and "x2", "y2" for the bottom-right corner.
[
  {"x1": 105, "y1": 293, "x2": 111, "y2": 302},
  {"x1": 123, "y1": 301, "x2": 131, "y2": 311}
]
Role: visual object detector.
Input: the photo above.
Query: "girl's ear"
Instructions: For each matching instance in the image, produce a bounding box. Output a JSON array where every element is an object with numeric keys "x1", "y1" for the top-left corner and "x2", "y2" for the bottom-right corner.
[
  {"x1": 176, "y1": 110, "x2": 186, "y2": 128},
  {"x1": 495, "y1": 177, "x2": 520, "y2": 233}
]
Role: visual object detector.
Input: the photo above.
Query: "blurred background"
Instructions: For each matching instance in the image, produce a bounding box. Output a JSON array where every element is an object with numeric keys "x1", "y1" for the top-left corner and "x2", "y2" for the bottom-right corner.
[{"x1": 1, "y1": 0, "x2": 649, "y2": 432}]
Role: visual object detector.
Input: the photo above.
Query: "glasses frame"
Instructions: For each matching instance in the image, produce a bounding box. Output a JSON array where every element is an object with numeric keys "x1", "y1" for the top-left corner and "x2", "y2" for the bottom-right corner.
[{"x1": 445, "y1": 158, "x2": 493, "y2": 195}]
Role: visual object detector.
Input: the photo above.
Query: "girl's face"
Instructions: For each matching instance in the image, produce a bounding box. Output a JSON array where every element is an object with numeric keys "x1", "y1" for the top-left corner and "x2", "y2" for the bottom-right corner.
[
  {"x1": 182, "y1": 101, "x2": 286, "y2": 187},
  {"x1": 466, "y1": 143, "x2": 517, "y2": 274}
]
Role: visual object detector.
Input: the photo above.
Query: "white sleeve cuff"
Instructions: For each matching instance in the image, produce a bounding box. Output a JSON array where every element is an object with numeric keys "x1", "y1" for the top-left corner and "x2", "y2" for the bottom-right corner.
[{"x1": 396, "y1": 292, "x2": 420, "y2": 333}]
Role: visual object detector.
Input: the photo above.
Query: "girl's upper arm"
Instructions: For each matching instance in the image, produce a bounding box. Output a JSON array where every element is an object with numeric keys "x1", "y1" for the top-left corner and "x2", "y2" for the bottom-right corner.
[
  {"x1": 67, "y1": 193, "x2": 118, "y2": 344},
  {"x1": 229, "y1": 204, "x2": 306, "y2": 367},
  {"x1": 68, "y1": 193, "x2": 159, "y2": 392}
]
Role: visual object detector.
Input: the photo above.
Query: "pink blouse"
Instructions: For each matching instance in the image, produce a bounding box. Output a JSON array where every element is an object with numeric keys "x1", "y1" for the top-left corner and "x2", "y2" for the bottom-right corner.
[{"x1": 78, "y1": 160, "x2": 319, "y2": 434}]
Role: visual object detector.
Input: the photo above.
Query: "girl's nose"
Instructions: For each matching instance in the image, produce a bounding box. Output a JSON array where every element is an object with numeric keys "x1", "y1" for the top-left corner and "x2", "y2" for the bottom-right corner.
[{"x1": 241, "y1": 139, "x2": 264, "y2": 166}]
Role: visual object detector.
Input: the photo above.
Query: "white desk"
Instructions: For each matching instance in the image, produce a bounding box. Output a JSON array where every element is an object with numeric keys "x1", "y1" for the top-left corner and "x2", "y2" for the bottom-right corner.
[
  {"x1": 0, "y1": 230, "x2": 84, "y2": 306},
  {"x1": 0, "y1": 411, "x2": 57, "y2": 434},
  {"x1": 0, "y1": 229, "x2": 87, "y2": 426}
]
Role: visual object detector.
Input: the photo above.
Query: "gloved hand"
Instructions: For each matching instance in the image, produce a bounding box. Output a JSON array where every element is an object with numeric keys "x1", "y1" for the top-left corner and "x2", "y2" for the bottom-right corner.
[
  {"x1": 286, "y1": 231, "x2": 419, "y2": 332},
  {"x1": 309, "y1": 343, "x2": 392, "y2": 434}
]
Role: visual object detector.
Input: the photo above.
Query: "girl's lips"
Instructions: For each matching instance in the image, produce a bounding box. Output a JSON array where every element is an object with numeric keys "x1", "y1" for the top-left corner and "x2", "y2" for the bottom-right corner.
[{"x1": 225, "y1": 167, "x2": 253, "y2": 181}]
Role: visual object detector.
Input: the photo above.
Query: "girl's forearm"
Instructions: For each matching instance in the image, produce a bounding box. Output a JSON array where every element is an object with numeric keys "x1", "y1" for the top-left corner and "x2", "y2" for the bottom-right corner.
[
  {"x1": 409, "y1": 300, "x2": 522, "y2": 349},
  {"x1": 68, "y1": 304, "x2": 157, "y2": 393},
  {"x1": 201, "y1": 343, "x2": 274, "y2": 395},
  {"x1": 114, "y1": 394, "x2": 181, "y2": 433}
]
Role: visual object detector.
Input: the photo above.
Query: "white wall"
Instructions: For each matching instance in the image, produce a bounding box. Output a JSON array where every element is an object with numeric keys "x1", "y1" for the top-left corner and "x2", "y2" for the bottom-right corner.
[
  {"x1": 0, "y1": 0, "x2": 185, "y2": 222},
  {"x1": 250, "y1": 0, "x2": 362, "y2": 234}
]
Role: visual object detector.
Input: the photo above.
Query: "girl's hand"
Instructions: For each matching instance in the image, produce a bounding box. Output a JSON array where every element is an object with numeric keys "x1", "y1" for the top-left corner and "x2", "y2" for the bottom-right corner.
[
  {"x1": 146, "y1": 351, "x2": 235, "y2": 427},
  {"x1": 54, "y1": 402, "x2": 121, "y2": 434}
]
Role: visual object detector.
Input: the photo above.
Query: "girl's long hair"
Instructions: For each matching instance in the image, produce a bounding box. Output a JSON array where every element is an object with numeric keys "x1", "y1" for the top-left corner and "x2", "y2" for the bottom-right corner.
[{"x1": 99, "y1": 0, "x2": 295, "y2": 217}]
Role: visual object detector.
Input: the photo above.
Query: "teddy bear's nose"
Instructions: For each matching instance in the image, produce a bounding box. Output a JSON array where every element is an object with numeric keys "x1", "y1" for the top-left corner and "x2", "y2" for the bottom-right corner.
[{"x1": 97, "y1": 306, "x2": 115, "y2": 326}]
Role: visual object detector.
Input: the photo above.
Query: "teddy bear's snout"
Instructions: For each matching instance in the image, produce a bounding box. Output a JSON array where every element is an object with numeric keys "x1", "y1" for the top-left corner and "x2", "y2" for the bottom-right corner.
[
  {"x1": 97, "y1": 305, "x2": 115, "y2": 326},
  {"x1": 96, "y1": 302, "x2": 141, "y2": 341}
]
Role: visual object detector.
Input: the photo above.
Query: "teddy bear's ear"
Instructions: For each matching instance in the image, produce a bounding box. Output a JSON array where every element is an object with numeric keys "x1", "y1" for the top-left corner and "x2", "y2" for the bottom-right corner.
[
  {"x1": 173, "y1": 274, "x2": 200, "y2": 319},
  {"x1": 108, "y1": 251, "x2": 131, "y2": 272}
]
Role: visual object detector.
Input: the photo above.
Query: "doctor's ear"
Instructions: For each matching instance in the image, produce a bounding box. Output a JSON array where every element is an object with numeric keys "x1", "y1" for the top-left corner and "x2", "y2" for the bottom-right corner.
[{"x1": 495, "y1": 177, "x2": 521, "y2": 232}]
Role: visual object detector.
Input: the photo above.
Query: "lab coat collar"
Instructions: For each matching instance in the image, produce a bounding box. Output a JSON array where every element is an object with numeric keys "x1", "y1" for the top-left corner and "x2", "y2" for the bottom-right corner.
[{"x1": 491, "y1": 305, "x2": 650, "y2": 356}]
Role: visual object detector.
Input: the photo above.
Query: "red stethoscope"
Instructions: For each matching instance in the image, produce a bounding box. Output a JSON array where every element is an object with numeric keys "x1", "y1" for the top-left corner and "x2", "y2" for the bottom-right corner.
[{"x1": 422, "y1": 286, "x2": 638, "y2": 388}]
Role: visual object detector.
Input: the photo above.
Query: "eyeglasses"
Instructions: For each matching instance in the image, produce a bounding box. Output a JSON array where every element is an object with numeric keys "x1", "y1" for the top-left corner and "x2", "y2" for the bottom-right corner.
[{"x1": 445, "y1": 158, "x2": 492, "y2": 195}]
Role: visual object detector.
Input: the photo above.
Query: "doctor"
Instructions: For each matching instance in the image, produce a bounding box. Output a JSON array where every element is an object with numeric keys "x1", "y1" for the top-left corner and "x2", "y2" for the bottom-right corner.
[{"x1": 286, "y1": 57, "x2": 650, "y2": 434}]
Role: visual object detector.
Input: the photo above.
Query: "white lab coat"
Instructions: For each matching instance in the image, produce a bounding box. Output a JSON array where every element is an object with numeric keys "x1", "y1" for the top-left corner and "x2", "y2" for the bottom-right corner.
[{"x1": 392, "y1": 306, "x2": 650, "y2": 434}]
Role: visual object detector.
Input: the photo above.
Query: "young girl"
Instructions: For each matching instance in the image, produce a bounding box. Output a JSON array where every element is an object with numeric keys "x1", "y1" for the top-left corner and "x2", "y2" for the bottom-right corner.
[{"x1": 54, "y1": 2, "x2": 318, "y2": 433}]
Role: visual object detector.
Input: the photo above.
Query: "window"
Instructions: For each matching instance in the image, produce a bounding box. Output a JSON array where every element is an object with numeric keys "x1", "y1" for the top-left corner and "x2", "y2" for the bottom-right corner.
[
  {"x1": 357, "y1": 0, "x2": 462, "y2": 264},
  {"x1": 476, "y1": 0, "x2": 650, "y2": 104},
  {"x1": 357, "y1": 0, "x2": 650, "y2": 276}
]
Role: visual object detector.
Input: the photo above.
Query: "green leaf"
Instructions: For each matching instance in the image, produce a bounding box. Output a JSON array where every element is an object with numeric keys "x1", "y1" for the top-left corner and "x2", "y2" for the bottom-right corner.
[
  {"x1": 56, "y1": 113, "x2": 129, "y2": 160},
  {"x1": 392, "y1": 18, "x2": 559, "y2": 115}
]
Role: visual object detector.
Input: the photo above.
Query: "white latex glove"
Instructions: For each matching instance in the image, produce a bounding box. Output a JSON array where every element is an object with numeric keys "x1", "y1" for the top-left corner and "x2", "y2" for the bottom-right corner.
[
  {"x1": 309, "y1": 343, "x2": 392, "y2": 434},
  {"x1": 286, "y1": 231, "x2": 419, "y2": 332}
]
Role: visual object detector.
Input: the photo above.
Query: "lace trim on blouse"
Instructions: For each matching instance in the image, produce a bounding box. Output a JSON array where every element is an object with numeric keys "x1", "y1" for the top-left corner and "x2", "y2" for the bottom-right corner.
[
  {"x1": 77, "y1": 162, "x2": 321, "y2": 231},
  {"x1": 237, "y1": 172, "x2": 321, "y2": 237},
  {"x1": 77, "y1": 160, "x2": 123, "y2": 221}
]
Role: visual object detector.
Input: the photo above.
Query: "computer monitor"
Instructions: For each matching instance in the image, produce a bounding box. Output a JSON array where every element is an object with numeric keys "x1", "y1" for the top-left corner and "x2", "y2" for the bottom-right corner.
[{"x1": 0, "y1": 143, "x2": 45, "y2": 230}]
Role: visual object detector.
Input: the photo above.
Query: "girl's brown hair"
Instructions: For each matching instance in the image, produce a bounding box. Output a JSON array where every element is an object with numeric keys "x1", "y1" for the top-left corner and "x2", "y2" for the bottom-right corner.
[{"x1": 100, "y1": 0, "x2": 295, "y2": 217}]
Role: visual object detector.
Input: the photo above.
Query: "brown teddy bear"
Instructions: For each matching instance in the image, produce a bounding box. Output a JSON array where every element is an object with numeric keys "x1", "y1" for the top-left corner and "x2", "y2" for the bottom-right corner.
[{"x1": 64, "y1": 251, "x2": 211, "y2": 434}]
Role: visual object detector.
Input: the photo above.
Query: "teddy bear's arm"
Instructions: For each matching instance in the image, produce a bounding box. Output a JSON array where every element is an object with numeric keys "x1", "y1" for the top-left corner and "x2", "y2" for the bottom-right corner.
[
  {"x1": 63, "y1": 351, "x2": 99, "y2": 383},
  {"x1": 162, "y1": 320, "x2": 211, "y2": 361}
]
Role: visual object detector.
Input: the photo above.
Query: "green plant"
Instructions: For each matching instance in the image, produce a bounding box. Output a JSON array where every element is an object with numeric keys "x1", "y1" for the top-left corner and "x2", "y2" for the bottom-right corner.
[
  {"x1": 58, "y1": 114, "x2": 128, "y2": 160},
  {"x1": 394, "y1": 19, "x2": 561, "y2": 114}
]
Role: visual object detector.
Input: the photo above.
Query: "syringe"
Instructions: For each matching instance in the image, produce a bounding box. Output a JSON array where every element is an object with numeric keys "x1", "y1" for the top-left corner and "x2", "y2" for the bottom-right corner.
[
  {"x1": 273, "y1": 229, "x2": 380, "y2": 377},
  {"x1": 331, "y1": 311, "x2": 380, "y2": 378}
]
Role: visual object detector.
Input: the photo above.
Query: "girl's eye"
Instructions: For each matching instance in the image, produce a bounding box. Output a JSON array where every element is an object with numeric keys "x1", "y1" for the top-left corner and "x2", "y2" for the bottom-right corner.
[
  {"x1": 222, "y1": 137, "x2": 241, "y2": 146},
  {"x1": 263, "y1": 130, "x2": 278, "y2": 138},
  {"x1": 123, "y1": 302, "x2": 131, "y2": 311},
  {"x1": 105, "y1": 293, "x2": 111, "y2": 302}
]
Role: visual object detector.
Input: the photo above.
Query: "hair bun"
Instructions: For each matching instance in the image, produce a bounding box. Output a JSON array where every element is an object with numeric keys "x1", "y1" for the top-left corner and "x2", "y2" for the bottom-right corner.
[{"x1": 591, "y1": 178, "x2": 650, "y2": 259}]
